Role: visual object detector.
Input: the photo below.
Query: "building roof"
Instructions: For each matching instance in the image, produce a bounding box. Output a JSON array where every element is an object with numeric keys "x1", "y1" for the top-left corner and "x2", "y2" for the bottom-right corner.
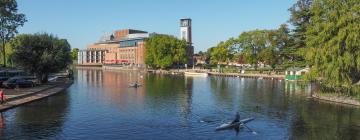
[
  {"x1": 115, "y1": 29, "x2": 148, "y2": 34},
  {"x1": 286, "y1": 67, "x2": 309, "y2": 71}
]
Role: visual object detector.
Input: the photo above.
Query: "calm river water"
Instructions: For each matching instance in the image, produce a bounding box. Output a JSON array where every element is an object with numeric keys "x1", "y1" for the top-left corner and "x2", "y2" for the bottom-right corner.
[{"x1": 0, "y1": 68, "x2": 359, "y2": 140}]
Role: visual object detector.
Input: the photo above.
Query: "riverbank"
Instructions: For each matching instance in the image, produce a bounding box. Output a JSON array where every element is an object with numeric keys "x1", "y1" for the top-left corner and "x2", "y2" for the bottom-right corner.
[
  {"x1": 0, "y1": 78, "x2": 73, "y2": 112},
  {"x1": 208, "y1": 72, "x2": 285, "y2": 80},
  {"x1": 312, "y1": 92, "x2": 360, "y2": 106}
]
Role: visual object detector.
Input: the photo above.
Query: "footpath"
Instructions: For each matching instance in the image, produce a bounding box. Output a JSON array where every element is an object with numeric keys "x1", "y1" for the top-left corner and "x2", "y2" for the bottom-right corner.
[
  {"x1": 208, "y1": 72, "x2": 285, "y2": 80},
  {"x1": 0, "y1": 79, "x2": 73, "y2": 112}
]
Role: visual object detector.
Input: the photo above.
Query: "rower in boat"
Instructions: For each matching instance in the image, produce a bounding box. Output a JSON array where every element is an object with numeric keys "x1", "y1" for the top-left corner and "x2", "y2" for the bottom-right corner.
[
  {"x1": 232, "y1": 112, "x2": 241, "y2": 135},
  {"x1": 129, "y1": 81, "x2": 141, "y2": 88},
  {"x1": 231, "y1": 112, "x2": 240, "y2": 124},
  {"x1": 215, "y1": 112, "x2": 256, "y2": 133}
]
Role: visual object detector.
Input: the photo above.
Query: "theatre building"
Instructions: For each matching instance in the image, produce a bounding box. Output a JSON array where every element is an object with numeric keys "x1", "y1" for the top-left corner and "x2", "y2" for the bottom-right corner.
[
  {"x1": 77, "y1": 29, "x2": 149, "y2": 67},
  {"x1": 78, "y1": 19, "x2": 194, "y2": 67}
]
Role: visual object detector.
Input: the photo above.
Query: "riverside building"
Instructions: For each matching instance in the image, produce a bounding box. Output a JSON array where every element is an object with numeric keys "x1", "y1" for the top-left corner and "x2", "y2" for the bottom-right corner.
[
  {"x1": 78, "y1": 18, "x2": 194, "y2": 67},
  {"x1": 77, "y1": 29, "x2": 148, "y2": 67}
]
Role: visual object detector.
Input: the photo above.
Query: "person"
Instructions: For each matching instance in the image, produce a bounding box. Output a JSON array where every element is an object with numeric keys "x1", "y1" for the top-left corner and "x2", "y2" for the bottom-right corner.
[
  {"x1": 231, "y1": 112, "x2": 240, "y2": 124},
  {"x1": 0, "y1": 89, "x2": 4, "y2": 104},
  {"x1": 134, "y1": 81, "x2": 138, "y2": 87}
]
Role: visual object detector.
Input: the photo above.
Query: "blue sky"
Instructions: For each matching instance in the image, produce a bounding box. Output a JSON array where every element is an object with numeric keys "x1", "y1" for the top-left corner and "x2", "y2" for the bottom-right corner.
[{"x1": 17, "y1": 0, "x2": 296, "y2": 52}]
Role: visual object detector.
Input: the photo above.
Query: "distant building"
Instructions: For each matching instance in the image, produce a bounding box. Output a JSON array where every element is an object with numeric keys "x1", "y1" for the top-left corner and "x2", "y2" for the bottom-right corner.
[
  {"x1": 180, "y1": 18, "x2": 194, "y2": 65},
  {"x1": 78, "y1": 29, "x2": 148, "y2": 67},
  {"x1": 78, "y1": 19, "x2": 195, "y2": 67},
  {"x1": 285, "y1": 67, "x2": 310, "y2": 81},
  {"x1": 193, "y1": 55, "x2": 207, "y2": 65}
]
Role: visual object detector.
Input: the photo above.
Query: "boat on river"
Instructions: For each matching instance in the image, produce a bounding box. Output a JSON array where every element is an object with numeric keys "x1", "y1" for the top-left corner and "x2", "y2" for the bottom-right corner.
[
  {"x1": 184, "y1": 71, "x2": 208, "y2": 77},
  {"x1": 128, "y1": 83, "x2": 142, "y2": 88},
  {"x1": 215, "y1": 117, "x2": 255, "y2": 131}
]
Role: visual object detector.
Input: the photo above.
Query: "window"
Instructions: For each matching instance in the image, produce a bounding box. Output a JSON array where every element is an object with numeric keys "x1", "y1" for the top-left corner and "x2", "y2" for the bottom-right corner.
[{"x1": 120, "y1": 39, "x2": 143, "y2": 47}]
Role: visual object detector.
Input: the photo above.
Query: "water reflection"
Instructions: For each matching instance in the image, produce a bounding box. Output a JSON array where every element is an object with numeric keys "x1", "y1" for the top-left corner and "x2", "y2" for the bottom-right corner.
[
  {"x1": 0, "y1": 69, "x2": 359, "y2": 140},
  {"x1": 289, "y1": 99, "x2": 360, "y2": 140},
  {"x1": 1, "y1": 91, "x2": 70, "y2": 139},
  {"x1": 0, "y1": 113, "x2": 5, "y2": 137}
]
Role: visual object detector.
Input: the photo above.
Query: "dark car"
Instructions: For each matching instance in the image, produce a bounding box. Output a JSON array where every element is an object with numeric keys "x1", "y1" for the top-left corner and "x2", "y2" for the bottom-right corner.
[
  {"x1": 0, "y1": 76, "x2": 10, "y2": 87},
  {"x1": 3, "y1": 77, "x2": 35, "y2": 88}
]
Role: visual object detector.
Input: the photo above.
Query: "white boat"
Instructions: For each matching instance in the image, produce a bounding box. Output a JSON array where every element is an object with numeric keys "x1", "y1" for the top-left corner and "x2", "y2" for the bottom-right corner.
[
  {"x1": 215, "y1": 117, "x2": 255, "y2": 131},
  {"x1": 184, "y1": 71, "x2": 208, "y2": 77},
  {"x1": 128, "y1": 83, "x2": 142, "y2": 88}
]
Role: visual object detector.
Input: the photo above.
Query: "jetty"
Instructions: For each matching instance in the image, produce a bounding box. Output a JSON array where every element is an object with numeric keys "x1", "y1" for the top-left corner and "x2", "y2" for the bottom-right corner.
[{"x1": 208, "y1": 72, "x2": 285, "y2": 80}]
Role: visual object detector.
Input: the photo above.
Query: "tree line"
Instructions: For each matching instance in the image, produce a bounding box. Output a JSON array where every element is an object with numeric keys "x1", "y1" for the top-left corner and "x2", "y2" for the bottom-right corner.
[
  {"x1": 204, "y1": 0, "x2": 313, "y2": 70},
  {"x1": 204, "y1": 0, "x2": 360, "y2": 95},
  {"x1": 207, "y1": 24, "x2": 299, "y2": 70}
]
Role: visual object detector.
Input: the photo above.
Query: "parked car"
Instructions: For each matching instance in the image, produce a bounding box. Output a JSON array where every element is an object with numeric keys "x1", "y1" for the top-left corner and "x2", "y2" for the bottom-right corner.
[
  {"x1": 0, "y1": 76, "x2": 9, "y2": 87},
  {"x1": 3, "y1": 77, "x2": 35, "y2": 88}
]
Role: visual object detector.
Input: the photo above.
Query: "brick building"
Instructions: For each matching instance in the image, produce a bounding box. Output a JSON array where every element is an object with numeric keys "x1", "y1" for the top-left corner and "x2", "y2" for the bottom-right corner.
[
  {"x1": 78, "y1": 19, "x2": 194, "y2": 67},
  {"x1": 78, "y1": 29, "x2": 148, "y2": 67}
]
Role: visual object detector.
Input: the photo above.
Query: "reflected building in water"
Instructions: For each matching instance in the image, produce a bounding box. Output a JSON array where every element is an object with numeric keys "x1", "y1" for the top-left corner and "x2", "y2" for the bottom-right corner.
[
  {"x1": 284, "y1": 81, "x2": 311, "y2": 96},
  {"x1": 178, "y1": 76, "x2": 194, "y2": 122},
  {"x1": 77, "y1": 67, "x2": 103, "y2": 87},
  {"x1": 76, "y1": 68, "x2": 146, "y2": 110}
]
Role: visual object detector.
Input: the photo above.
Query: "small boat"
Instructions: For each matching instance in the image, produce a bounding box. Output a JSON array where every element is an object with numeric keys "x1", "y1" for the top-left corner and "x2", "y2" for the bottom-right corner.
[
  {"x1": 128, "y1": 83, "x2": 142, "y2": 88},
  {"x1": 184, "y1": 71, "x2": 208, "y2": 77},
  {"x1": 215, "y1": 117, "x2": 255, "y2": 131}
]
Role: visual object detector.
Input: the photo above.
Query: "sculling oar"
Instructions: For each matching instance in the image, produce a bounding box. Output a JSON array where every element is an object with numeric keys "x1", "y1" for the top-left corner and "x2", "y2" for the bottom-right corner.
[{"x1": 241, "y1": 122, "x2": 257, "y2": 134}]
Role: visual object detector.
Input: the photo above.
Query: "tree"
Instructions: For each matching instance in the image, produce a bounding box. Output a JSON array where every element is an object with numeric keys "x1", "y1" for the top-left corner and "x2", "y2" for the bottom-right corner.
[
  {"x1": 0, "y1": 0, "x2": 26, "y2": 67},
  {"x1": 9, "y1": 33, "x2": 72, "y2": 83},
  {"x1": 71, "y1": 48, "x2": 79, "y2": 60},
  {"x1": 209, "y1": 41, "x2": 231, "y2": 65},
  {"x1": 288, "y1": 0, "x2": 313, "y2": 67},
  {"x1": 145, "y1": 34, "x2": 188, "y2": 69},
  {"x1": 237, "y1": 30, "x2": 268, "y2": 69},
  {"x1": 267, "y1": 24, "x2": 293, "y2": 69},
  {"x1": 305, "y1": 0, "x2": 360, "y2": 91},
  {"x1": 0, "y1": 42, "x2": 14, "y2": 66}
]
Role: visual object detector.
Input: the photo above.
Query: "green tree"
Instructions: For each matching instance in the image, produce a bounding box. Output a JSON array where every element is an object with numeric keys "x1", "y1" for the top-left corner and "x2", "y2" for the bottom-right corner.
[
  {"x1": 237, "y1": 30, "x2": 268, "y2": 69},
  {"x1": 0, "y1": 42, "x2": 15, "y2": 67},
  {"x1": 305, "y1": 0, "x2": 360, "y2": 91},
  {"x1": 267, "y1": 24, "x2": 293, "y2": 69},
  {"x1": 206, "y1": 47, "x2": 216, "y2": 65},
  {"x1": 0, "y1": 0, "x2": 26, "y2": 67},
  {"x1": 288, "y1": 0, "x2": 313, "y2": 67},
  {"x1": 9, "y1": 33, "x2": 72, "y2": 83},
  {"x1": 145, "y1": 34, "x2": 188, "y2": 69},
  {"x1": 209, "y1": 41, "x2": 231, "y2": 65},
  {"x1": 71, "y1": 48, "x2": 79, "y2": 60}
]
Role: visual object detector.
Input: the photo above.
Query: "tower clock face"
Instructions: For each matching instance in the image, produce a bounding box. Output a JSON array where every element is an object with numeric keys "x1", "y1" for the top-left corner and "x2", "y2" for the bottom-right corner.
[{"x1": 182, "y1": 20, "x2": 188, "y2": 27}]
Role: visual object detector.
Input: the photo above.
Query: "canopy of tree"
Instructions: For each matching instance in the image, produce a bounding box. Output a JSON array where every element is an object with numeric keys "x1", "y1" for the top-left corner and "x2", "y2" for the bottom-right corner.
[
  {"x1": 208, "y1": 25, "x2": 293, "y2": 70},
  {"x1": 145, "y1": 34, "x2": 188, "y2": 69},
  {"x1": 71, "y1": 48, "x2": 79, "y2": 60},
  {"x1": 9, "y1": 33, "x2": 72, "y2": 83},
  {"x1": 0, "y1": 0, "x2": 26, "y2": 67},
  {"x1": 205, "y1": 0, "x2": 360, "y2": 96},
  {"x1": 304, "y1": 0, "x2": 360, "y2": 92}
]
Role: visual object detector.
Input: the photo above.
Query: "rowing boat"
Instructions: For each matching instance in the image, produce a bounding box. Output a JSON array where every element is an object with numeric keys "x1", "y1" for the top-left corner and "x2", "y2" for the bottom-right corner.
[
  {"x1": 128, "y1": 83, "x2": 142, "y2": 88},
  {"x1": 184, "y1": 71, "x2": 208, "y2": 77},
  {"x1": 215, "y1": 117, "x2": 254, "y2": 131}
]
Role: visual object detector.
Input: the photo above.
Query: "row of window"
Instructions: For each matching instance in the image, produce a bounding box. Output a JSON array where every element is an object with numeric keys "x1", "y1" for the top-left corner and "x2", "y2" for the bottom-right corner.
[{"x1": 120, "y1": 39, "x2": 143, "y2": 47}]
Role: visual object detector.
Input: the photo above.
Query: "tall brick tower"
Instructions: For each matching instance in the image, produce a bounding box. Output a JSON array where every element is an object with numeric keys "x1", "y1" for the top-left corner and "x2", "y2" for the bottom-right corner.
[{"x1": 180, "y1": 18, "x2": 194, "y2": 66}]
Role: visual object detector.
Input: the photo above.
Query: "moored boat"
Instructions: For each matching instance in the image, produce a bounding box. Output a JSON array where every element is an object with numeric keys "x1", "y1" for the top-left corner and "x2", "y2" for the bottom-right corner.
[{"x1": 184, "y1": 71, "x2": 208, "y2": 77}]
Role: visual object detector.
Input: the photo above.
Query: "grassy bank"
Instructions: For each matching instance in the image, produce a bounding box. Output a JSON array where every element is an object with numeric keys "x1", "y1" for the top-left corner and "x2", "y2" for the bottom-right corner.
[{"x1": 311, "y1": 83, "x2": 360, "y2": 106}]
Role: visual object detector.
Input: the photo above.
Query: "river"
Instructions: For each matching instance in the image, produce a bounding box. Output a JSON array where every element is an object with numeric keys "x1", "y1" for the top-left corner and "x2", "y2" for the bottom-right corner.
[{"x1": 0, "y1": 68, "x2": 359, "y2": 140}]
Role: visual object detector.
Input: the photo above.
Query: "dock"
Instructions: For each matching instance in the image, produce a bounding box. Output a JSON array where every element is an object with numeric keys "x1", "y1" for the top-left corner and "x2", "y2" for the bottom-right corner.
[{"x1": 208, "y1": 72, "x2": 285, "y2": 80}]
